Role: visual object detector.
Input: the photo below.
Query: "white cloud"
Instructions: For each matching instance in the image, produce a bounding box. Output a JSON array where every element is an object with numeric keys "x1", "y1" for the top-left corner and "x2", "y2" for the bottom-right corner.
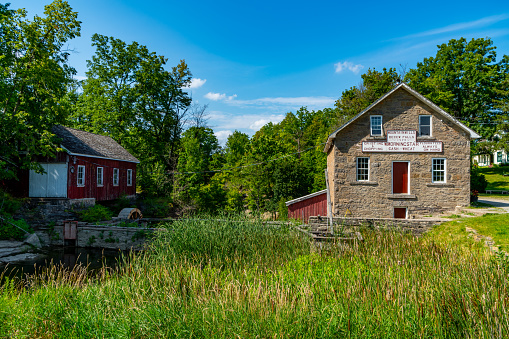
[
  {"x1": 334, "y1": 61, "x2": 364, "y2": 74},
  {"x1": 205, "y1": 92, "x2": 237, "y2": 101},
  {"x1": 394, "y1": 14, "x2": 509, "y2": 40},
  {"x1": 188, "y1": 78, "x2": 207, "y2": 89},
  {"x1": 214, "y1": 130, "x2": 233, "y2": 145}
]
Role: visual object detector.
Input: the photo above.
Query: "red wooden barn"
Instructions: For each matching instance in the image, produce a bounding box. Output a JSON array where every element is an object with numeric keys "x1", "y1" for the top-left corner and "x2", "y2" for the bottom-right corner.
[
  {"x1": 285, "y1": 190, "x2": 327, "y2": 223},
  {"x1": 14, "y1": 126, "x2": 139, "y2": 202}
]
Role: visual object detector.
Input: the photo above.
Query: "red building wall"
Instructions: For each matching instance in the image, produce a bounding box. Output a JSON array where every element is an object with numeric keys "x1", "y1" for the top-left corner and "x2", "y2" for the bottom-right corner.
[
  {"x1": 67, "y1": 156, "x2": 137, "y2": 201},
  {"x1": 287, "y1": 192, "x2": 327, "y2": 223}
]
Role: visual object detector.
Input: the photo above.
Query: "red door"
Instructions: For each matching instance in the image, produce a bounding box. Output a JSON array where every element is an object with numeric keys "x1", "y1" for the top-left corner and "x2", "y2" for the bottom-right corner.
[
  {"x1": 394, "y1": 208, "x2": 407, "y2": 219},
  {"x1": 393, "y1": 162, "x2": 408, "y2": 194}
]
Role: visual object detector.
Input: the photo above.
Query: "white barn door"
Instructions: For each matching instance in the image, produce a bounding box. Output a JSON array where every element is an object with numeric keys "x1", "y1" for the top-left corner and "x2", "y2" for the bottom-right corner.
[{"x1": 29, "y1": 163, "x2": 68, "y2": 198}]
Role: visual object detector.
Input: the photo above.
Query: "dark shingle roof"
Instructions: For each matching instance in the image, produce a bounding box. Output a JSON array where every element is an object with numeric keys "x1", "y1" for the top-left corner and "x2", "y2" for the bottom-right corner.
[{"x1": 52, "y1": 125, "x2": 139, "y2": 163}]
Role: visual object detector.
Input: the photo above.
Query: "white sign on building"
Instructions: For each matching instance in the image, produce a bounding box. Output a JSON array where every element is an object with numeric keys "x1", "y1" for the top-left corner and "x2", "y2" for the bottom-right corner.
[{"x1": 362, "y1": 130, "x2": 443, "y2": 153}]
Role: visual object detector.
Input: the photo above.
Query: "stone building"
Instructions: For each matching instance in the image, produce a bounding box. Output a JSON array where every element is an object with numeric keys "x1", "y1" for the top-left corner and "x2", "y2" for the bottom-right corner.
[{"x1": 324, "y1": 83, "x2": 480, "y2": 219}]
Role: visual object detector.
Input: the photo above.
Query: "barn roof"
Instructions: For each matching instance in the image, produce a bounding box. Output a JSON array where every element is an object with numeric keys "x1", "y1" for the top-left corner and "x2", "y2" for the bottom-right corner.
[
  {"x1": 324, "y1": 83, "x2": 481, "y2": 153},
  {"x1": 285, "y1": 189, "x2": 327, "y2": 206},
  {"x1": 52, "y1": 125, "x2": 140, "y2": 163}
]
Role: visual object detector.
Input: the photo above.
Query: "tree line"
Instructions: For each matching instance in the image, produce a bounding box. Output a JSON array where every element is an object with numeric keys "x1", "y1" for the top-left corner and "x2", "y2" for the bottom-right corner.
[{"x1": 1, "y1": 1, "x2": 508, "y2": 216}]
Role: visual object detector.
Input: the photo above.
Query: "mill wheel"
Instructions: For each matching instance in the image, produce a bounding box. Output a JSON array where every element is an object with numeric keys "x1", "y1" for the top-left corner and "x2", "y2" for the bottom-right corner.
[{"x1": 118, "y1": 208, "x2": 143, "y2": 220}]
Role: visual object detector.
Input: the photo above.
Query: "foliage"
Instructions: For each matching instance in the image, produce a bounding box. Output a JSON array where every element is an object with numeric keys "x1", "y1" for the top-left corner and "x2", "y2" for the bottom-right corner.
[
  {"x1": 71, "y1": 34, "x2": 192, "y2": 195},
  {"x1": 477, "y1": 165, "x2": 509, "y2": 191},
  {"x1": 471, "y1": 164, "x2": 488, "y2": 192},
  {"x1": 0, "y1": 1, "x2": 81, "y2": 179},
  {"x1": 0, "y1": 190, "x2": 22, "y2": 215},
  {"x1": 137, "y1": 196, "x2": 173, "y2": 218},
  {"x1": 78, "y1": 205, "x2": 113, "y2": 223},
  {"x1": 0, "y1": 217, "x2": 32, "y2": 240},
  {"x1": 405, "y1": 38, "x2": 509, "y2": 139}
]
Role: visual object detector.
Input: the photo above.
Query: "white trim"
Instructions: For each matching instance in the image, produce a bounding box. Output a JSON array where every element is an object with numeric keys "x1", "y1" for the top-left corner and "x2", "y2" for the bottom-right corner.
[
  {"x1": 431, "y1": 158, "x2": 446, "y2": 183},
  {"x1": 60, "y1": 145, "x2": 140, "y2": 164},
  {"x1": 285, "y1": 189, "x2": 327, "y2": 206},
  {"x1": 392, "y1": 161, "x2": 410, "y2": 194},
  {"x1": 419, "y1": 115, "x2": 432, "y2": 137},
  {"x1": 356, "y1": 157, "x2": 370, "y2": 181},
  {"x1": 97, "y1": 167, "x2": 104, "y2": 187},
  {"x1": 77, "y1": 165, "x2": 85, "y2": 187},
  {"x1": 113, "y1": 168, "x2": 119, "y2": 186},
  {"x1": 370, "y1": 115, "x2": 383, "y2": 136},
  {"x1": 127, "y1": 169, "x2": 133, "y2": 186},
  {"x1": 324, "y1": 83, "x2": 481, "y2": 153}
]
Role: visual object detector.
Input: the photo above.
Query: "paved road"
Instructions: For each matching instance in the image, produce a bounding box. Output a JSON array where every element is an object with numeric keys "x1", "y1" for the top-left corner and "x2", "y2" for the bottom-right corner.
[{"x1": 478, "y1": 197, "x2": 509, "y2": 212}]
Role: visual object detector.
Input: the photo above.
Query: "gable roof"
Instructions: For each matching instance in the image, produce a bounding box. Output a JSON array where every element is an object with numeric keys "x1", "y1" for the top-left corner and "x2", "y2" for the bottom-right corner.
[
  {"x1": 324, "y1": 83, "x2": 481, "y2": 153},
  {"x1": 52, "y1": 125, "x2": 140, "y2": 163}
]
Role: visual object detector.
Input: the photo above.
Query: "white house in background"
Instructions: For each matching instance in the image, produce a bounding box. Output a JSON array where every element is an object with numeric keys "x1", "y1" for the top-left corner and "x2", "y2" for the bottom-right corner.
[{"x1": 473, "y1": 149, "x2": 509, "y2": 166}]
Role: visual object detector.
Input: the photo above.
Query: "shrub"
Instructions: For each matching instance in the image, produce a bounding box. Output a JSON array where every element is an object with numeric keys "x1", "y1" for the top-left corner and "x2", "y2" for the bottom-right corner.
[
  {"x1": 79, "y1": 205, "x2": 113, "y2": 223},
  {"x1": 0, "y1": 191, "x2": 22, "y2": 215},
  {"x1": 0, "y1": 217, "x2": 32, "y2": 240},
  {"x1": 471, "y1": 164, "x2": 488, "y2": 192}
]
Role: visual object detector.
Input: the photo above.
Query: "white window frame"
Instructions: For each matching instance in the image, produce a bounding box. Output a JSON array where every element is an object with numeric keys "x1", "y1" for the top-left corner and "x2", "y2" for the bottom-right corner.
[
  {"x1": 419, "y1": 115, "x2": 432, "y2": 136},
  {"x1": 370, "y1": 115, "x2": 383, "y2": 136},
  {"x1": 127, "y1": 169, "x2": 133, "y2": 186},
  {"x1": 113, "y1": 168, "x2": 119, "y2": 186},
  {"x1": 432, "y1": 158, "x2": 446, "y2": 183},
  {"x1": 356, "y1": 157, "x2": 370, "y2": 181},
  {"x1": 97, "y1": 167, "x2": 104, "y2": 187},
  {"x1": 77, "y1": 165, "x2": 85, "y2": 187}
]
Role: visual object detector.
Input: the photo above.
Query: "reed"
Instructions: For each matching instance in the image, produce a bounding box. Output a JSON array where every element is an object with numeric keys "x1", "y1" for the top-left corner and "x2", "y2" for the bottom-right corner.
[{"x1": 0, "y1": 215, "x2": 507, "y2": 338}]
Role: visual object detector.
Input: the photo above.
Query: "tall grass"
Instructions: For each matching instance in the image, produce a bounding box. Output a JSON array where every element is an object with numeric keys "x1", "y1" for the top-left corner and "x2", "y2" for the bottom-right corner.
[{"x1": 0, "y1": 215, "x2": 508, "y2": 338}]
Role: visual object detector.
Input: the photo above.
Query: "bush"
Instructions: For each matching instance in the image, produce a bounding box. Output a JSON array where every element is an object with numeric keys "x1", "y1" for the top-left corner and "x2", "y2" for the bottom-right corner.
[
  {"x1": 79, "y1": 205, "x2": 113, "y2": 223},
  {"x1": 137, "y1": 197, "x2": 173, "y2": 218},
  {"x1": 0, "y1": 191, "x2": 22, "y2": 215},
  {"x1": 471, "y1": 164, "x2": 488, "y2": 192},
  {"x1": 0, "y1": 217, "x2": 32, "y2": 240}
]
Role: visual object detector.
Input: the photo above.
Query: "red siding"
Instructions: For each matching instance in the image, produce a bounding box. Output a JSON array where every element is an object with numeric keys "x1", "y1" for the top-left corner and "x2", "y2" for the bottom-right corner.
[
  {"x1": 287, "y1": 192, "x2": 327, "y2": 223},
  {"x1": 67, "y1": 156, "x2": 136, "y2": 201}
]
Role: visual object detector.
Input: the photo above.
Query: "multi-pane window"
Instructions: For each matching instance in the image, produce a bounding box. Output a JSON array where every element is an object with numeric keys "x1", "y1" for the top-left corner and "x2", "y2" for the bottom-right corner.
[
  {"x1": 77, "y1": 165, "x2": 85, "y2": 187},
  {"x1": 127, "y1": 169, "x2": 132, "y2": 186},
  {"x1": 498, "y1": 152, "x2": 502, "y2": 163},
  {"x1": 432, "y1": 158, "x2": 446, "y2": 183},
  {"x1": 113, "y1": 168, "x2": 119, "y2": 186},
  {"x1": 419, "y1": 116, "x2": 432, "y2": 136},
  {"x1": 97, "y1": 167, "x2": 103, "y2": 186},
  {"x1": 370, "y1": 116, "x2": 382, "y2": 136},
  {"x1": 356, "y1": 157, "x2": 369, "y2": 181}
]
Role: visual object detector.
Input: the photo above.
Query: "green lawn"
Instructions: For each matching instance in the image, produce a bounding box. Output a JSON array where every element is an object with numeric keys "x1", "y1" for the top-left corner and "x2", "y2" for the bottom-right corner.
[{"x1": 478, "y1": 166, "x2": 509, "y2": 191}]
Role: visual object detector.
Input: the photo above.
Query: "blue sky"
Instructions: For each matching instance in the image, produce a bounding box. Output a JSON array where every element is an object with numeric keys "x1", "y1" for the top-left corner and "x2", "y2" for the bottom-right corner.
[{"x1": 17, "y1": 0, "x2": 509, "y2": 144}]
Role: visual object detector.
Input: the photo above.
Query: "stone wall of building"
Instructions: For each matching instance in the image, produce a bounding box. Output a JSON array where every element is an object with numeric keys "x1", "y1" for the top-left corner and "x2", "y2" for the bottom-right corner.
[{"x1": 328, "y1": 88, "x2": 471, "y2": 218}]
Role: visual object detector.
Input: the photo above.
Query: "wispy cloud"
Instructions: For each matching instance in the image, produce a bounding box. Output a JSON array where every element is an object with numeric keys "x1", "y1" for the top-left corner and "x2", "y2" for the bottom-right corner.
[
  {"x1": 205, "y1": 92, "x2": 237, "y2": 101},
  {"x1": 208, "y1": 111, "x2": 285, "y2": 133},
  {"x1": 334, "y1": 61, "x2": 364, "y2": 74},
  {"x1": 188, "y1": 78, "x2": 207, "y2": 89},
  {"x1": 214, "y1": 130, "x2": 233, "y2": 145},
  {"x1": 393, "y1": 14, "x2": 509, "y2": 40}
]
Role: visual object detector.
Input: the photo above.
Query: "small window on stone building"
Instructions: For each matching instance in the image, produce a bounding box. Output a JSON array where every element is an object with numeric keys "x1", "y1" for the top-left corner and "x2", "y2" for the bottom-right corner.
[
  {"x1": 97, "y1": 167, "x2": 103, "y2": 187},
  {"x1": 432, "y1": 158, "x2": 446, "y2": 183},
  {"x1": 370, "y1": 116, "x2": 382, "y2": 136},
  {"x1": 77, "y1": 165, "x2": 85, "y2": 187},
  {"x1": 419, "y1": 116, "x2": 431, "y2": 136},
  {"x1": 356, "y1": 157, "x2": 369, "y2": 181},
  {"x1": 113, "y1": 168, "x2": 119, "y2": 186}
]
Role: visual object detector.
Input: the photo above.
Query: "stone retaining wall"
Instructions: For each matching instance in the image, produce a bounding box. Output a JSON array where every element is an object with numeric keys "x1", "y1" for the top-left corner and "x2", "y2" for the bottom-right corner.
[{"x1": 308, "y1": 216, "x2": 440, "y2": 235}]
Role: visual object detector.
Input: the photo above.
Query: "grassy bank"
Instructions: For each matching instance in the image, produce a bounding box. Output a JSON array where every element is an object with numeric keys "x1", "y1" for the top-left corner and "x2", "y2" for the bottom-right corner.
[
  {"x1": 1, "y1": 216, "x2": 508, "y2": 338},
  {"x1": 479, "y1": 166, "x2": 509, "y2": 191}
]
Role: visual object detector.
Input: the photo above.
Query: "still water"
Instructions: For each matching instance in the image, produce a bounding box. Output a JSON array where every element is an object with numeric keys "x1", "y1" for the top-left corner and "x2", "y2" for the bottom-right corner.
[{"x1": 1, "y1": 247, "x2": 132, "y2": 283}]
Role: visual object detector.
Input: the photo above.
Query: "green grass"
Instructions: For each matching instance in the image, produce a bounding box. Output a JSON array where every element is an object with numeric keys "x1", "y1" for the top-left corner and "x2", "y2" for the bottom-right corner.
[
  {"x1": 479, "y1": 166, "x2": 509, "y2": 191},
  {"x1": 1, "y1": 215, "x2": 509, "y2": 337}
]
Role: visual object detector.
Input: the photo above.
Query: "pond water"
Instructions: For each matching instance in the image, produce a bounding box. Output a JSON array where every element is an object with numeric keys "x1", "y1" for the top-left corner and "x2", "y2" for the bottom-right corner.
[{"x1": 1, "y1": 247, "x2": 133, "y2": 284}]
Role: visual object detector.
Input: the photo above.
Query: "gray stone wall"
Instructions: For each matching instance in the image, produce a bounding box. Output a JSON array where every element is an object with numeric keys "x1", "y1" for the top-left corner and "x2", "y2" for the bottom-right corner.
[{"x1": 329, "y1": 88, "x2": 471, "y2": 218}]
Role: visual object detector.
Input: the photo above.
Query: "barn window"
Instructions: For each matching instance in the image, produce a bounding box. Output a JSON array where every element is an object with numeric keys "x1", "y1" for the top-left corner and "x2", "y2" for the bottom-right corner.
[
  {"x1": 432, "y1": 158, "x2": 446, "y2": 183},
  {"x1": 370, "y1": 116, "x2": 382, "y2": 136},
  {"x1": 113, "y1": 168, "x2": 119, "y2": 186},
  {"x1": 356, "y1": 157, "x2": 369, "y2": 181},
  {"x1": 419, "y1": 116, "x2": 432, "y2": 136},
  {"x1": 97, "y1": 167, "x2": 103, "y2": 186},
  {"x1": 127, "y1": 169, "x2": 133, "y2": 186},
  {"x1": 77, "y1": 165, "x2": 85, "y2": 187}
]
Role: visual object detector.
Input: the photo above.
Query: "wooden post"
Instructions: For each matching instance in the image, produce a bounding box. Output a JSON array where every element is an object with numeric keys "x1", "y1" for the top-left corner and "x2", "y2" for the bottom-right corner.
[{"x1": 324, "y1": 169, "x2": 334, "y2": 235}]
